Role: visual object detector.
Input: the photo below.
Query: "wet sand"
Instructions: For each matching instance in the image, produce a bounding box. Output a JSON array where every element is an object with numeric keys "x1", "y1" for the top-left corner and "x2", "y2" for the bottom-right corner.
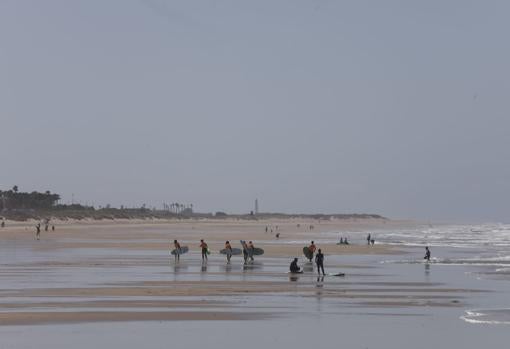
[{"x1": 0, "y1": 218, "x2": 505, "y2": 348}]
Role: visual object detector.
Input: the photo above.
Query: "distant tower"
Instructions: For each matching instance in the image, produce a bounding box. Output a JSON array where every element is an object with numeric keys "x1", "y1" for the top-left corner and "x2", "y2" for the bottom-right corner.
[{"x1": 255, "y1": 199, "x2": 259, "y2": 215}]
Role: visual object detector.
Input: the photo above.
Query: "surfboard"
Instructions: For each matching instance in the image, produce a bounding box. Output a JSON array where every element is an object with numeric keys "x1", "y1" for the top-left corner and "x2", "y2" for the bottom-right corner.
[
  {"x1": 303, "y1": 246, "x2": 313, "y2": 260},
  {"x1": 240, "y1": 241, "x2": 264, "y2": 256},
  {"x1": 251, "y1": 247, "x2": 264, "y2": 256},
  {"x1": 170, "y1": 246, "x2": 189, "y2": 256},
  {"x1": 327, "y1": 272, "x2": 345, "y2": 277},
  {"x1": 220, "y1": 248, "x2": 242, "y2": 255}
]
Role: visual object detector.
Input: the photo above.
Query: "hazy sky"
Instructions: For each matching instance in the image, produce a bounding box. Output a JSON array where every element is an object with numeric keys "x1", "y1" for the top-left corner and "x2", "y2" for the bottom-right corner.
[{"x1": 1, "y1": 1, "x2": 509, "y2": 222}]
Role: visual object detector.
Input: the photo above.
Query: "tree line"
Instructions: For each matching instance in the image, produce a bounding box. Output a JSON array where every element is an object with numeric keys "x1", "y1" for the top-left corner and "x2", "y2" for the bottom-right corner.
[{"x1": 0, "y1": 186, "x2": 60, "y2": 210}]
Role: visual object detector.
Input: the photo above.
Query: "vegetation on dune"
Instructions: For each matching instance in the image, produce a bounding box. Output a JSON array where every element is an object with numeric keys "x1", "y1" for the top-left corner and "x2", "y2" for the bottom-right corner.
[{"x1": 0, "y1": 186, "x2": 386, "y2": 222}]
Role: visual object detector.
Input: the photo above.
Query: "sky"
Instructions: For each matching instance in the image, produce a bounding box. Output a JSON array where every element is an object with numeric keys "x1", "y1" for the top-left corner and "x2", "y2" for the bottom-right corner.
[{"x1": 1, "y1": 0, "x2": 509, "y2": 222}]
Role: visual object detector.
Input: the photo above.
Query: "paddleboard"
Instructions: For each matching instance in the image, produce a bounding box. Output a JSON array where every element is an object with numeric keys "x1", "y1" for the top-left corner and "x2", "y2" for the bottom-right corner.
[
  {"x1": 220, "y1": 248, "x2": 242, "y2": 255},
  {"x1": 170, "y1": 246, "x2": 189, "y2": 256},
  {"x1": 303, "y1": 246, "x2": 313, "y2": 260}
]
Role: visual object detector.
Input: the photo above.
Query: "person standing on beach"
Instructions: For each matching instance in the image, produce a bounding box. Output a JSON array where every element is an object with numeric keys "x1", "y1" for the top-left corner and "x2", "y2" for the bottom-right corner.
[
  {"x1": 424, "y1": 246, "x2": 431, "y2": 262},
  {"x1": 200, "y1": 239, "x2": 208, "y2": 262},
  {"x1": 367, "y1": 233, "x2": 371, "y2": 245},
  {"x1": 173, "y1": 240, "x2": 181, "y2": 262},
  {"x1": 35, "y1": 223, "x2": 41, "y2": 240},
  {"x1": 225, "y1": 240, "x2": 233, "y2": 263},
  {"x1": 308, "y1": 241, "x2": 317, "y2": 262},
  {"x1": 315, "y1": 249, "x2": 325, "y2": 275}
]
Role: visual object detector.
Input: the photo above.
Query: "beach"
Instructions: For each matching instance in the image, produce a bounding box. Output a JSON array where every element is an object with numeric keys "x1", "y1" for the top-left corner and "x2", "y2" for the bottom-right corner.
[{"x1": 0, "y1": 218, "x2": 508, "y2": 348}]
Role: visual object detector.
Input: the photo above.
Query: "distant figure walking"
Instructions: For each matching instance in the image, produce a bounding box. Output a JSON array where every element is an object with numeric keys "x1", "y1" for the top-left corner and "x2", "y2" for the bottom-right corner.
[
  {"x1": 275, "y1": 233, "x2": 280, "y2": 239},
  {"x1": 200, "y1": 239, "x2": 208, "y2": 262},
  {"x1": 52, "y1": 225, "x2": 55, "y2": 231},
  {"x1": 173, "y1": 240, "x2": 181, "y2": 262},
  {"x1": 367, "y1": 234, "x2": 371, "y2": 245},
  {"x1": 1, "y1": 220, "x2": 5, "y2": 228},
  {"x1": 315, "y1": 249, "x2": 325, "y2": 275},
  {"x1": 44, "y1": 224, "x2": 49, "y2": 232},
  {"x1": 35, "y1": 223, "x2": 41, "y2": 240},
  {"x1": 424, "y1": 246, "x2": 431, "y2": 262},
  {"x1": 225, "y1": 240, "x2": 233, "y2": 263},
  {"x1": 290, "y1": 258, "x2": 300, "y2": 273}
]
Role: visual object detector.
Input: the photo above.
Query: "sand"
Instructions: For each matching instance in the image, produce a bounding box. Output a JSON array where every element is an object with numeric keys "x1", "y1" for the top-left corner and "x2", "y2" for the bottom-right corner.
[{"x1": 0, "y1": 218, "x2": 484, "y2": 327}]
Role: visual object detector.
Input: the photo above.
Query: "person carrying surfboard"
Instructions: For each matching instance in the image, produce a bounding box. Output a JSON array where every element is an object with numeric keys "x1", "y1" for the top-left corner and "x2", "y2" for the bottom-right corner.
[
  {"x1": 248, "y1": 241, "x2": 255, "y2": 261},
  {"x1": 315, "y1": 249, "x2": 325, "y2": 275},
  {"x1": 173, "y1": 240, "x2": 181, "y2": 262},
  {"x1": 225, "y1": 241, "x2": 233, "y2": 263},
  {"x1": 200, "y1": 239, "x2": 208, "y2": 262},
  {"x1": 241, "y1": 240, "x2": 249, "y2": 263},
  {"x1": 290, "y1": 258, "x2": 301, "y2": 273},
  {"x1": 307, "y1": 241, "x2": 317, "y2": 262}
]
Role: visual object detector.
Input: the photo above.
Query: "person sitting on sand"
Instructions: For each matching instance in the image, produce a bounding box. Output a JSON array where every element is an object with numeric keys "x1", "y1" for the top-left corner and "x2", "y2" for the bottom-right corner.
[
  {"x1": 315, "y1": 249, "x2": 325, "y2": 276},
  {"x1": 248, "y1": 241, "x2": 255, "y2": 261},
  {"x1": 225, "y1": 240, "x2": 233, "y2": 263},
  {"x1": 290, "y1": 258, "x2": 300, "y2": 273},
  {"x1": 308, "y1": 241, "x2": 317, "y2": 262},
  {"x1": 200, "y1": 239, "x2": 208, "y2": 262},
  {"x1": 424, "y1": 246, "x2": 431, "y2": 262},
  {"x1": 173, "y1": 240, "x2": 181, "y2": 262}
]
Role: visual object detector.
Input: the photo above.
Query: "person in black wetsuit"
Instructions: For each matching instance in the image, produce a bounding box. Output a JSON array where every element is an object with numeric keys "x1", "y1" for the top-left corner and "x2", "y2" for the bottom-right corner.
[
  {"x1": 290, "y1": 258, "x2": 300, "y2": 273},
  {"x1": 424, "y1": 246, "x2": 431, "y2": 262},
  {"x1": 315, "y1": 249, "x2": 325, "y2": 275}
]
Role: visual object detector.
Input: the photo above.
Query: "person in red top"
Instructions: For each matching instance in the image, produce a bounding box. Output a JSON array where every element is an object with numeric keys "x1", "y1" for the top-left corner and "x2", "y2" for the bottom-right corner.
[
  {"x1": 200, "y1": 239, "x2": 208, "y2": 262},
  {"x1": 308, "y1": 241, "x2": 317, "y2": 262}
]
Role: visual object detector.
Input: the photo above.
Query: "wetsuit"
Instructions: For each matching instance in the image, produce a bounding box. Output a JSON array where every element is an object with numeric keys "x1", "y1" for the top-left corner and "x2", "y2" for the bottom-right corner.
[
  {"x1": 174, "y1": 243, "x2": 181, "y2": 261},
  {"x1": 315, "y1": 252, "x2": 325, "y2": 275},
  {"x1": 200, "y1": 242, "x2": 208, "y2": 261},
  {"x1": 225, "y1": 243, "x2": 232, "y2": 262},
  {"x1": 290, "y1": 260, "x2": 300, "y2": 273},
  {"x1": 424, "y1": 249, "x2": 431, "y2": 262}
]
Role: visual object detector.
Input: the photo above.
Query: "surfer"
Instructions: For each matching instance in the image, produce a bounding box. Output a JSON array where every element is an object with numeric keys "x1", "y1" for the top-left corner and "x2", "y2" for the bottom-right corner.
[
  {"x1": 35, "y1": 223, "x2": 41, "y2": 240},
  {"x1": 248, "y1": 241, "x2": 255, "y2": 261},
  {"x1": 225, "y1": 240, "x2": 233, "y2": 263},
  {"x1": 290, "y1": 258, "x2": 300, "y2": 273},
  {"x1": 367, "y1": 233, "x2": 371, "y2": 245},
  {"x1": 173, "y1": 240, "x2": 181, "y2": 262},
  {"x1": 315, "y1": 249, "x2": 325, "y2": 275},
  {"x1": 241, "y1": 240, "x2": 249, "y2": 263},
  {"x1": 307, "y1": 241, "x2": 317, "y2": 262},
  {"x1": 424, "y1": 246, "x2": 431, "y2": 262},
  {"x1": 200, "y1": 239, "x2": 208, "y2": 262}
]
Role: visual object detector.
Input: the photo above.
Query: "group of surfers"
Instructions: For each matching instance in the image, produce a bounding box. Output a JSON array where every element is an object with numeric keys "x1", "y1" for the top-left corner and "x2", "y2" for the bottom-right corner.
[
  {"x1": 290, "y1": 241, "x2": 326, "y2": 275},
  {"x1": 172, "y1": 239, "x2": 257, "y2": 264}
]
